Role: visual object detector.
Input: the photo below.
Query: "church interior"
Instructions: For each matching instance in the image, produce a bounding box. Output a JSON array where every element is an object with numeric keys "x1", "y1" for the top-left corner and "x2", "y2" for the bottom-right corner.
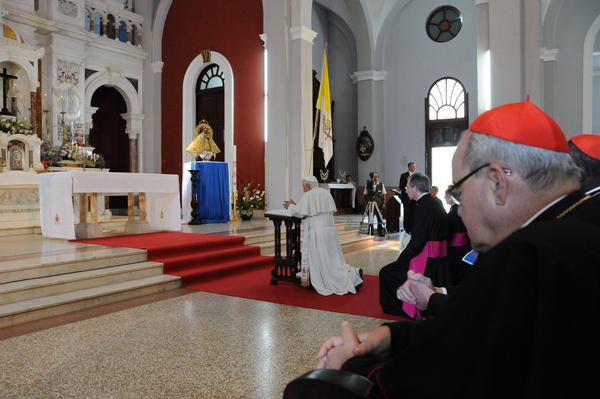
[{"x1": 1, "y1": 0, "x2": 599, "y2": 397}]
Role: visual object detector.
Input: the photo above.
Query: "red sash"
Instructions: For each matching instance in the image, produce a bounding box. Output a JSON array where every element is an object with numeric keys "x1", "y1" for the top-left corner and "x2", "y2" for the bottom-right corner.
[
  {"x1": 449, "y1": 232, "x2": 469, "y2": 247},
  {"x1": 402, "y1": 240, "x2": 447, "y2": 320}
]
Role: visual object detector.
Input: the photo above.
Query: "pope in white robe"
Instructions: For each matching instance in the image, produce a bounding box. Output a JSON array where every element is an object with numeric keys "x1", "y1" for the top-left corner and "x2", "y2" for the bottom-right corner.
[{"x1": 284, "y1": 176, "x2": 363, "y2": 295}]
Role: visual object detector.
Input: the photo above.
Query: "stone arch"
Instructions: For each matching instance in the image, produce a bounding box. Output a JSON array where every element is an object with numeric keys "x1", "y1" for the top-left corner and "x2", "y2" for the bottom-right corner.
[
  {"x1": 151, "y1": 0, "x2": 173, "y2": 62},
  {"x1": 181, "y1": 51, "x2": 234, "y2": 166},
  {"x1": 582, "y1": 13, "x2": 600, "y2": 133},
  {"x1": 85, "y1": 71, "x2": 141, "y2": 118},
  {"x1": 0, "y1": 55, "x2": 39, "y2": 92},
  {"x1": 85, "y1": 71, "x2": 143, "y2": 170}
]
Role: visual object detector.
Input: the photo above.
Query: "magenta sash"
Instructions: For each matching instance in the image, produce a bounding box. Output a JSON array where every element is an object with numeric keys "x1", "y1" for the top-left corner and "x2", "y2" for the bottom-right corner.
[
  {"x1": 402, "y1": 240, "x2": 447, "y2": 320},
  {"x1": 448, "y1": 232, "x2": 469, "y2": 247}
]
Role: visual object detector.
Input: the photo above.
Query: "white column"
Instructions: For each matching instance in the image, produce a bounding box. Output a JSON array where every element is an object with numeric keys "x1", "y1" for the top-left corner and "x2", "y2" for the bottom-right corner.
[
  {"x1": 263, "y1": 0, "x2": 287, "y2": 210},
  {"x1": 489, "y1": 0, "x2": 522, "y2": 106},
  {"x1": 475, "y1": 0, "x2": 490, "y2": 116},
  {"x1": 352, "y1": 70, "x2": 386, "y2": 185},
  {"x1": 262, "y1": 0, "x2": 315, "y2": 208}
]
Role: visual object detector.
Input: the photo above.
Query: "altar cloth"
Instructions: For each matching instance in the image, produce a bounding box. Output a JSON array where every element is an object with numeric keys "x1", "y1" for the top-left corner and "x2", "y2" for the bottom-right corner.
[
  {"x1": 39, "y1": 171, "x2": 181, "y2": 240},
  {"x1": 327, "y1": 183, "x2": 356, "y2": 208},
  {"x1": 182, "y1": 161, "x2": 229, "y2": 224}
]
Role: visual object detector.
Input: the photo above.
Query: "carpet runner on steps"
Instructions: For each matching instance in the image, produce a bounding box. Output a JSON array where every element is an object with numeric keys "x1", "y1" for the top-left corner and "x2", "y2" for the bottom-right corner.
[
  {"x1": 75, "y1": 232, "x2": 273, "y2": 285},
  {"x1": 76, "y1": 231, "x2": 405, "y2": 321}
]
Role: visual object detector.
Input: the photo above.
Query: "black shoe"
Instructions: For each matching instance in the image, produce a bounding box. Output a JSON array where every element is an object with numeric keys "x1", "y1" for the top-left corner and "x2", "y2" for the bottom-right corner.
[{"x1": 356, "y1": 269, "x2": 364, "y2": 292}]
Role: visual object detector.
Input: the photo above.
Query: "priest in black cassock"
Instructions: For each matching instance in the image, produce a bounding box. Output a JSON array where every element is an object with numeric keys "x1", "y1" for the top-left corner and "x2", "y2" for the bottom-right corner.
[
  {"x1": 378, "y1": 172, "x2": 451, "y2": 318},
  {"x1": 445, "y1": 194, "x2": 471, "y2": 284},
  {"x1": 311, "y1": 100, "x2": 600, "y2": 399},
  {"x1": 398, "y1": 162, "x2": 416, "y2": 233}
]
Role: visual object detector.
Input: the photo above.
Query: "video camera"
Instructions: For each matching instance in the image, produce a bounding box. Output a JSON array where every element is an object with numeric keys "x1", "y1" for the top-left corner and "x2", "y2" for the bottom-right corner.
[{"x1": 365, "y1": 171, "x2": 377, "y2": 202}]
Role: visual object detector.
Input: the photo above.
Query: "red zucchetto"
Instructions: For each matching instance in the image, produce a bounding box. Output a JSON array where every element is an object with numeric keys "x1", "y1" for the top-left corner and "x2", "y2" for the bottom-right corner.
[
  {"x1": 569, "y1": 134, "x2": 600, "y2": 161},
  {"x1": 469, "y1": 99, "x2": 569, "y2": 153}
]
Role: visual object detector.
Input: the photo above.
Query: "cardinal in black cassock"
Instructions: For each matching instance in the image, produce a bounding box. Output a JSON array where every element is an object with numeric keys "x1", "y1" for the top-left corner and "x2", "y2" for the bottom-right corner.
[
  {"x1": 379, "y1": 180, "x2": 451, "y2": 318},
  {"x1": 344, "y1": 190, "x2": 600, "y2": 399},
  {"x1": 336, "y1": 100, "x2": 600, "y2": 399},
  {"x1": 446, "y1": 203, "x2": 471, "y2": 284}
]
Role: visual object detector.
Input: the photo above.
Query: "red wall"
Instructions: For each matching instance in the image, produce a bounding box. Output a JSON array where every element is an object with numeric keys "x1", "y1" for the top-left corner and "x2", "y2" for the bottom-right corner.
[{"x1": 161, "y1": 0, "x2": 264, "y2": 189}]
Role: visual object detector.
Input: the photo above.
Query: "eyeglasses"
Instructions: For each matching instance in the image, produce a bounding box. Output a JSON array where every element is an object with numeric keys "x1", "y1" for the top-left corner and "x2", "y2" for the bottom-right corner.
[{"x1": 447, "y1": 163, "x2": 512, "y2": 205}]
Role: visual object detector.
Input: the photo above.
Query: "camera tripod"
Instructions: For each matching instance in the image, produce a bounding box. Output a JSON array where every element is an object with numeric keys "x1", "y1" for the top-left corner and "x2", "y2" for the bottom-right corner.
[{"x1": 359, "y1": 200, "x2": 389, "y2": 237}]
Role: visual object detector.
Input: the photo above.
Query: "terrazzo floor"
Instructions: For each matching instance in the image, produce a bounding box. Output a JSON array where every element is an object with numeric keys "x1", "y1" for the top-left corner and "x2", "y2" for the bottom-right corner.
[{"x1": 0, "y1": 215, "x2": 404, "y2": 399}]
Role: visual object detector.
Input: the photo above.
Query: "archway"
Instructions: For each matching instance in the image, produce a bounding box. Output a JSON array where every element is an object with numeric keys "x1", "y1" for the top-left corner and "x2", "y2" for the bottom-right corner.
[
  {"x1": 89, "y1": 86, "x2": 129, "y2": 212},
  {"x1": 425, "y1": 77, "x2": 469, "y2": 209}
]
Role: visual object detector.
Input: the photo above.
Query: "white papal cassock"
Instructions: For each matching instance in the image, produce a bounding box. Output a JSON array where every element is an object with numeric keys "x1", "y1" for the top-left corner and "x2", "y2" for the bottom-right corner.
[{"x1": 288, "y1": 187, "x2": 363, "y2": 296}]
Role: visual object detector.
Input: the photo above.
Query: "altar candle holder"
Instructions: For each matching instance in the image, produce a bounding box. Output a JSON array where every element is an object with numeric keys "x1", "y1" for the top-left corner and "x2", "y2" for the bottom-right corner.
[{"x1": 189, "y1": 168, "x2": 201, "y2": 225}]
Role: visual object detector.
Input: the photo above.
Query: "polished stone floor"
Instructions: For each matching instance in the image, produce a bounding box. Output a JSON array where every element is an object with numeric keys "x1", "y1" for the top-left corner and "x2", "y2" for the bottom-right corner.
[{"x1": 0, "y1": 216, "x2": 403, "y2": 399}]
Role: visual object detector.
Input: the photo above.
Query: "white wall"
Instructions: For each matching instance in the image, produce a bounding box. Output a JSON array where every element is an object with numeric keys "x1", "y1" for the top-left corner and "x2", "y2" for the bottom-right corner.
[
  {"x1": 542, "y1": 0, "x2": 600, "y2": 137},
  {"x1": 312, "y1": 3, "x2": 358, "y2": 180},
  {"x1": 381, "y1": 0, "x2": 477, "y2": 186}
]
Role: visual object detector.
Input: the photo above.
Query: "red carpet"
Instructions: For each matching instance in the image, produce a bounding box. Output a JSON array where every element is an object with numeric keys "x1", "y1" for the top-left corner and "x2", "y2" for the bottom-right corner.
[{"x1": 76, "y1": 232, "x2": 405, "y2": 321}]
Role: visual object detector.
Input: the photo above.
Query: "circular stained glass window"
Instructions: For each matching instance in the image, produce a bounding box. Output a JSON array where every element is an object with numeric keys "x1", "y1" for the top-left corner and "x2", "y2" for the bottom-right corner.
[{"x1": 426, "y1": 6, "x2": 463, "y2": 43}]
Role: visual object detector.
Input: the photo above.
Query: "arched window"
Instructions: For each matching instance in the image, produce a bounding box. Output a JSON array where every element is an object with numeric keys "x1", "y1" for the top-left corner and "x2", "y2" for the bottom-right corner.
[
  {"x1": 131, "y1": 25, "x2": 139, "y2": 46},
  {"x1": 84, "y1": 9, "x2": 90, "y2": 32},
  {"x1": 198, "y1": 64, "x2": 224, "y2": 90},
  {"x1": 195, "y1": 63, "x2": 225, "y2": 161},
  {"x1": 106, "y1": 14, "x2": 116, "y2": 39},
  {"x1": 428, "y1": 77, "x2": 465, "y2": 120},
  {"x1": 118, "y1": 21, "x2": 128, "y2": 43},
  {"x1": 93, "y1": 13, "x2": 102, "y2": 35},
  {"x1": 425, "y1": 77, "x2": 469, "y2": 203}
]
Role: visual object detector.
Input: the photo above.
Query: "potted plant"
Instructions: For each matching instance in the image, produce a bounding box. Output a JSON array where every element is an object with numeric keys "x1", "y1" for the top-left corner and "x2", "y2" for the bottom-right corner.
[{"x1": 237, "y1": 181, "x2": 265, "y2": 220}]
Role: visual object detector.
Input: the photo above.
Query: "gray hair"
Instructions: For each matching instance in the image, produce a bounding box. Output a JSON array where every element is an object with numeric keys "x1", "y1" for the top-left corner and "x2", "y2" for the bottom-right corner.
[
  {"x1": 408, "y1": 172, "x2": 430, "y2": 193},
  {"x1": 464, "y1": 131, "x2": 581, "y2": 191}
]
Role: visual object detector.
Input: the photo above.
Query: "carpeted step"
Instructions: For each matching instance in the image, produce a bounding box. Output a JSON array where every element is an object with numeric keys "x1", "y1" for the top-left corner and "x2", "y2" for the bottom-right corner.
[
  {"x1": 159, "y1": 245, "x2": 262, "y2": 272},
  {"x1": 148, "y1": 245, "x2": 260, "y2": 270},
  {"x1": 78, "y1": 232, "x2": 246, "y2": 260},
  {"x1": 170, "y1": 255, "x2": 273, "y2": 285}
]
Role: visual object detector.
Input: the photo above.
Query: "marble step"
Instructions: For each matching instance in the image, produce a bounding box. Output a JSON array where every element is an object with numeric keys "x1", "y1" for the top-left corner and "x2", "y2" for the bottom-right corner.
[
  {"x1": 257, "y1": 230, "x2": 373, "y2": 256},
  {"x1": 0, "y1": 226, "x2": 42, "y2": 237},
  {"x1": 0, "y1": 217, "x2": 127, "y2": 238},
  {"x1": 0, "y1": 246, "x2": 148, "y2": 284},
  {"x1": 0, "y1": 261, "x2": 165, "y2": 306},
  {"x1": 0, "y1": 274, "x2": 181, "y2": 329}
]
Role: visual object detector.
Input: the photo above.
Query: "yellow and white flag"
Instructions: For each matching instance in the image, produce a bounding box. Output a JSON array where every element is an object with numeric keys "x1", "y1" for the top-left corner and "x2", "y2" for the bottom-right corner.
[{"x1": 316, "y1": 50, "x2": 333, "y2": 166}]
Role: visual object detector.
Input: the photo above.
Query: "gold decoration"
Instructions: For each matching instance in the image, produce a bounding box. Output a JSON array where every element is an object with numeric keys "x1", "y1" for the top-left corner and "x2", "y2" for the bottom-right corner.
[
  {"x1": 186, "y1": 119, "x2": 221, "y2": 161},
  {"x1": 201, "y1": 49, "x2": 211, "y2": 63},
  {"x1": 319, "y1": 168, "x2": 329, "y2": 182},
  {"x1": 231, "y1": 192, "x2": 239, "y2": 222}
]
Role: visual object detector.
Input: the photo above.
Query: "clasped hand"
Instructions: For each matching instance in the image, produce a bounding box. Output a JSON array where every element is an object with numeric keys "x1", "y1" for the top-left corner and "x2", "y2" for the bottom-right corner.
[
  {"x1": 316, "y1": 321, "x2": 391, "y2": 370},
  {"x1": 396, "y1": 270, "x2": 436, "y2": 310}
]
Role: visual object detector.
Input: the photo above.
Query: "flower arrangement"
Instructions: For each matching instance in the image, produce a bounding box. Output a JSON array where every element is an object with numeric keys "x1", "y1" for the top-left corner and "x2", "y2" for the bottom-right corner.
[
  {"x1": 40, "y1": 141, "x2": 63, "y2": 167},
  {"x1": 41, "y1": 141, "x2": 107, "y2": 169},
  {"x1": 237, "y1": 181, "x2": 265, "y2": 210},
  {"x1": 0, "y1": 118, "x2": 34, "y2": 135}
]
